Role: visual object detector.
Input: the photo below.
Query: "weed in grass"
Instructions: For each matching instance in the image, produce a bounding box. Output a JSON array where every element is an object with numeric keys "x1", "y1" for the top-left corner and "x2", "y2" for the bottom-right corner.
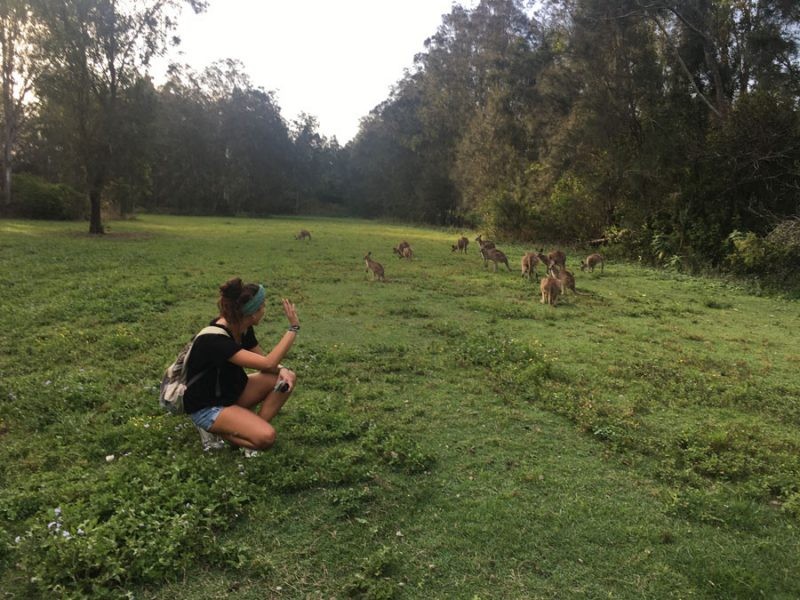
[{"x1": 342, "y1": 546, "x2": 401, "y2": 599}]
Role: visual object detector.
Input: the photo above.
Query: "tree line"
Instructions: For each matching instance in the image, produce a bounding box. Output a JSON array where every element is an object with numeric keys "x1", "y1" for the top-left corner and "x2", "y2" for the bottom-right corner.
[{"x1": 2, "y1": 0, "x2": 799, "y2": 282}]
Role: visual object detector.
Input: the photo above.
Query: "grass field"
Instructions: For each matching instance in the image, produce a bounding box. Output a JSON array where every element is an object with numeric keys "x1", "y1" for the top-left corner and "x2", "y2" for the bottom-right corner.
[{"x1": 1, "y1": 215, "x2": 799, "y2": 599}]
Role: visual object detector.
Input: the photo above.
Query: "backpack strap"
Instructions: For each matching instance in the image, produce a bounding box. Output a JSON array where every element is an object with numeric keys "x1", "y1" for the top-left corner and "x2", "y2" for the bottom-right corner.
[{"x1": 196, "y1": 324, "x2": 231, "y2": 338}]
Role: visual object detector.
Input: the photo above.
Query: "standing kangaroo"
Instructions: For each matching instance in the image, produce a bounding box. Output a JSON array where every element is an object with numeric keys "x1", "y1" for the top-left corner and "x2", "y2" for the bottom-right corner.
[
  {"x1": 475, "y1": 234, "x2": 496, "y2": 250},
  {"x1": 580, "y1": 253, "x2": 604, "y2": 273},
  {"x1": 540, "y1": 275, "x2": 561, "y2": 306},
  {"x1": 295, "y1": 229, "x2": 311, "y2": 240},
  {"x1": 452, "y1": 236, "x2": 469, "y2": 253},
  {"x1": 550, "y1": 264, "x2": 588, "y2": 296},
  {"x1": 364, "y1": 252, "x2": 385, "y2": 281},
  {"x1": 481, "y1": 247, "x2": 511, "y2": 272},
  {"x1": 521, "y1": 252, "x2": 542, "y2": 280}
]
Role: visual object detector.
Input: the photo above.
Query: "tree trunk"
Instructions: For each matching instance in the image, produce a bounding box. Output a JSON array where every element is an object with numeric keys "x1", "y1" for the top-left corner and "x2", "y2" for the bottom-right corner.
[
  {"x1": 3, "y1": 162, "x2": 10, "y2": 209},
  {"x1": 1, "y1": 15, "x2": 12, "y2": 211},
  {"x1": 89, "y1": 185, "x2": 104, "y2": 234}
]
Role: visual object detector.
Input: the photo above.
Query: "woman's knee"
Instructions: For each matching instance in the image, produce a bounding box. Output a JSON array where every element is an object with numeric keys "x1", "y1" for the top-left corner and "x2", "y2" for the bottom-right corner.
[{"x1": 253, "y1": 428, "x2": 276, "y2": 449}]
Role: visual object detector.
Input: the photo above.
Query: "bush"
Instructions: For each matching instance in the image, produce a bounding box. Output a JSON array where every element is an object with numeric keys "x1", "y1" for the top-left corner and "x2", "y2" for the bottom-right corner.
[
  {"x1": 9, "y1": 173, "x2": 87, "y2": 220},
  {"x1": 726, "y1": 222, "x2": 800, "y2": 288}
]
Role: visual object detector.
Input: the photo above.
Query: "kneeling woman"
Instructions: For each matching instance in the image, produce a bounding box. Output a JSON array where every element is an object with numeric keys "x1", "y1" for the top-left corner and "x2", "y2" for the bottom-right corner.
[{"x1": 184, "y1": 277, "x2": 300, "y2": 452}]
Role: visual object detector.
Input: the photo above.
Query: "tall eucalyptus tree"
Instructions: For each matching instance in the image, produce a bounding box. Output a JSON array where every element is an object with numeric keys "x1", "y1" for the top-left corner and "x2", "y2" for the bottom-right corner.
[
  {"x1": 0, "y1": 0, "x2": 40, "y2": 210},
  {"x1": 32, "y1": 0, "x2": 205, "y2": 233}
]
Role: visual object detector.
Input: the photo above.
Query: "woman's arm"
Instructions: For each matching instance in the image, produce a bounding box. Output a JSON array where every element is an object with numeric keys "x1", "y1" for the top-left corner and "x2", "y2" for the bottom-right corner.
[
  {"x1": 229, "y1": 298, "x2": 299, "y2": 372},
  {"x1": 249, "y1": 345, "x2": 279, "y2": 374},
  {"x1": 229, "y1": 331, "x2": 296, "y2": 371}
]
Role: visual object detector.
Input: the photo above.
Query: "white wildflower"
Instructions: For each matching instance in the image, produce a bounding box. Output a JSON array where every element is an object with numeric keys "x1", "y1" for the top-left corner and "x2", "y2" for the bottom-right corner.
[{"x1": 105, "y1": 455, "x2": 115, "y2": 462}]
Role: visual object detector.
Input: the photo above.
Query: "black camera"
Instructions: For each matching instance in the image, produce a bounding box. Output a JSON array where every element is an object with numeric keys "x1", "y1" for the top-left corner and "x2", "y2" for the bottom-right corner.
[{"x1": 274, "y1": 380, "x2": 290, "y2": 393}]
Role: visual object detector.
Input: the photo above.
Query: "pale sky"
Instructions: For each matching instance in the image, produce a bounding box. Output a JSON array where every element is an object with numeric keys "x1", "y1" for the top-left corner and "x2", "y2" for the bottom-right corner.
[{"x1": 156, "y1": 0, "x2": 478, "y2": 144}]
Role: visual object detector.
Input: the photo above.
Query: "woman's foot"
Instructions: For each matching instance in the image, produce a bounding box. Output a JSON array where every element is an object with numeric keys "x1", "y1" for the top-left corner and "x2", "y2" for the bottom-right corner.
[{"x1": 195, "y1": 424, "x2": 226, "y2": 451}]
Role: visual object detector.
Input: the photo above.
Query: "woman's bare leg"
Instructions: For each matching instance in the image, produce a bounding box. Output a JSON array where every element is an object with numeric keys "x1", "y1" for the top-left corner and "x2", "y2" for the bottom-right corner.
[
  {"x1": 209, "y1": 405, "x2": 276, "y2": 449},
  {"x1": 208, "y1": 371, "x2": 296, "y2": 450},
  {"x1": 237, "y1": 371, "x2": 294, "y2": 422}
]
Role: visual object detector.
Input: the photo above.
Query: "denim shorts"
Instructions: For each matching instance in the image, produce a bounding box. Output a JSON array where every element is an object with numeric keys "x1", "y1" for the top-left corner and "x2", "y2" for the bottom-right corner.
[{"x1": 189, "y1": 405, "x2": 224, "y2": 431}]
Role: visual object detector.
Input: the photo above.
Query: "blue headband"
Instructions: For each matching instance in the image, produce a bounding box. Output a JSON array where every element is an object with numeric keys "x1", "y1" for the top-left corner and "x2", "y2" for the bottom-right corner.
[{"x1": 242, "y1": 284, "x2": 265, "y2": 316}]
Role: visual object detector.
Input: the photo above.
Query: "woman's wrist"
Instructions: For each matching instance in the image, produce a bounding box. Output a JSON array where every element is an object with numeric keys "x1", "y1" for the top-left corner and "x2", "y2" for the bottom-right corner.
[{"x1": 287, "y1": 324, "x2": 300, "y2": 333}]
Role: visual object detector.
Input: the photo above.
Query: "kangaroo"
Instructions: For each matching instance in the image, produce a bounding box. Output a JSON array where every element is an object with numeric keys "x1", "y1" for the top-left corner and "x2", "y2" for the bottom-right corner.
[
  {"x1": 521, "y1": 252, "x2": 542, "y2": 280},
  {"x1": 393, "y1": 241, "x2": 411, "y2": 256},
  {"x1": 399, "y1": 245, "x2": 414, "y2": 260},
  {"x1": 580, "y1": 253, "x2": 604, "y2": 273},
  {"x1": 295, "y1": 229, "x2": 311, "y2": 240},
  {"x1": 475, "y1": 234, "x2": 496, "y2": 250},
  {"x1": 550, "y1": 264, "x2": 589, "y2": 296},
  {"x1": 481, "y1": 247, "x2": 511, "y2": 272},
  {"x1": 451, "y1": 236, "x2": 469, "y2": 253},
  {"x1": 543, "y1": 249, "x2": 566, "y2": 272},
  {"x1": 536, "y1": 251, "x2": 550, "y2": 270},
  {"x1": 364, "y1": 252, "x2": 385, "y2": 281},
  {"x1": 540, "y1": 275, "x2": 562, "y2": 306}
]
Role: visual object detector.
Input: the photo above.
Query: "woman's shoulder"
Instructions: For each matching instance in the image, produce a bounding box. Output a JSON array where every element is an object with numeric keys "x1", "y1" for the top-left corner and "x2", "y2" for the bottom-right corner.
[{"x1": 207, "y1": 319, "x2": 233, "y2": 334}]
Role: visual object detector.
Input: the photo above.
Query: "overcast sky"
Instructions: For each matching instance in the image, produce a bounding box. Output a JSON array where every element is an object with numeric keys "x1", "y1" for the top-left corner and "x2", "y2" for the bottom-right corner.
[{"x1": 154, "y1": 0, "x2": 478, "y2": 144}]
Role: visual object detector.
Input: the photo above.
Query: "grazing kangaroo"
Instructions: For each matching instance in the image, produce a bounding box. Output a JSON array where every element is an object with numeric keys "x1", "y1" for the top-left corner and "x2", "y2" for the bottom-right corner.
[
  {"x1": 364, "y1": 252, "x2": 385, "y2": 281},
  {"x1": 452, "y1": 236, "x2": 469, "y2": 253},
  {"x1": 295, "y1": 229, "x2": 311, "y2": 240},
  {"x1": 540, "y1": 275, "x2": 561, "y2": 306},
  {"x1": 475, "y1": 234, "x2": 496, "y2": 250},
  {"x1": 393, "y1": 241, "x2": 411, "y2": 256},
  {"x1": 580, "y1": 253, "x2": 604, "y2": 273},
  {"x1": 481, "y1": 247, "x2": 511, "y2": 272},
  {"x1": 399, "y1": 246, "x2": 414, "y2": 260},
  {"x1": 521, "y1": 252, "x2": 542, "y2": 280}
]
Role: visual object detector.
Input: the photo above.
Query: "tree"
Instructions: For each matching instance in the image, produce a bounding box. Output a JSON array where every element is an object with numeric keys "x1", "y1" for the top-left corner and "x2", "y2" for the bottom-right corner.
[
  {"x1": 147, "y1": 60, "x2": 295, "y2": 216},
  {"x1": 0, "y1": 0, "x2": 39, "y2": 210},
  {"x1": 33, "y1": 0, "x2": 206, "y2": 233},
  {"x1": 347, "y1": 0, "x2": 543, "y2": 225}
]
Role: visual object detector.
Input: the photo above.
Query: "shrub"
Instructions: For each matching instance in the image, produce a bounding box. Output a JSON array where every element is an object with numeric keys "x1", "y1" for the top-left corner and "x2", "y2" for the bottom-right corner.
[
  {"x1": 9, "y1": 173, "x2": 87, "y2": 220},
  {"x1": 726, "y1": 222, "x2": 800, "y2": 288}
]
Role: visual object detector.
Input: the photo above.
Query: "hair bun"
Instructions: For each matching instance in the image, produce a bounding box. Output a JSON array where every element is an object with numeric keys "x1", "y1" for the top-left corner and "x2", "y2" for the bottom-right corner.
[{"x1": 220, "y1": 277, "x2": 243, "y2": 300}]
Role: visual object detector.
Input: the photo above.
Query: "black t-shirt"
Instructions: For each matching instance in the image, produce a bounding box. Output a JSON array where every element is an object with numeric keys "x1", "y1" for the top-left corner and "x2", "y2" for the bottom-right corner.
[{"x1": 183, "y1": 320, "x2": 258, "y2": 414}]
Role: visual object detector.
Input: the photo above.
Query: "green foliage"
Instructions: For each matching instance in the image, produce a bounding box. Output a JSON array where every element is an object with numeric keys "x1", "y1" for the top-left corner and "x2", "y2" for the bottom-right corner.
[
  {"x1": 10, "y1": 173, "x2": 87, "y2": 220},
  {"x1": 726, "y1": 223, "x2": 800, "y2": 289},
  {"x1": 538, "y1": 173, "x2": 605, "y2": 242},
  {"x1": 727, "y1": 230, "x2": 767, "y2": 270},
  {"x1": 12, "y1": 455, "x2": 251, "y2": 596},
  {"x1": 483, "y1": 189, "x2": 537, "y2": 240},
  {"x1": 343, "y1": 546, "x2": 401, "y2": 599}
]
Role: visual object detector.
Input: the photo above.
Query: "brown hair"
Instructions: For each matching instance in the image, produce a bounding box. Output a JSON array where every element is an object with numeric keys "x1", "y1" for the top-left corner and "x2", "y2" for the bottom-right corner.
[{"x1": 218, "y1": 277, "x2": 262, "y2": 325}]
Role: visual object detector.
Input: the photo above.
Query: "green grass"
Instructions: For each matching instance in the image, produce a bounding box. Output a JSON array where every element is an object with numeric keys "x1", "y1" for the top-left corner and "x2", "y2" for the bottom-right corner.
[{"x1": 1, "y1": 215, "x2": 798, "y2": 599}]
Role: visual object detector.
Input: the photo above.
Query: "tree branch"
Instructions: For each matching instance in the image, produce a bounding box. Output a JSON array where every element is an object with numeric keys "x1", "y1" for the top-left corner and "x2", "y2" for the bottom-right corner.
[{"x1": 648, "y1": 12, "x2": 722, "y2": 118}]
